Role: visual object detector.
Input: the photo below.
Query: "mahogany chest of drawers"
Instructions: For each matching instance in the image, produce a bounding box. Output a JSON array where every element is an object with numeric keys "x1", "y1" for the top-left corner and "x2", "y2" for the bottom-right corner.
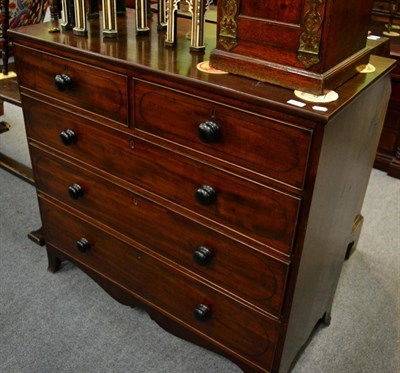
[{"x1": 10, "y1": 10, "x2": 394, "y2": 373}]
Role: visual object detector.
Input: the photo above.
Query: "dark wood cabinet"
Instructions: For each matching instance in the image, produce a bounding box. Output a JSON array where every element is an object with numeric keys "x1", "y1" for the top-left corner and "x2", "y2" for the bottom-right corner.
[
  {"x1": 371, "y1": 0, "x2": 400, "y2": 23},
  {"x1": 370, "y1": 1, "x2": 400, "y2": 178},
  {"x1": 9, "y1": 10, "x2": 394, "y2": 372},
  {"x1": 375, "y1": 60, "x2": 400, "y2": 177},
  {"x1": 210, "y1": 0, "x2": 374, "y2": 93}
]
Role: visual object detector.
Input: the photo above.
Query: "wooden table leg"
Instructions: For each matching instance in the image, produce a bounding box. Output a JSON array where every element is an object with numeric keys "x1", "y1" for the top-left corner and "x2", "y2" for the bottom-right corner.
[{"x1": 1, "y1": 0, "x2": 10, "y2": 75}]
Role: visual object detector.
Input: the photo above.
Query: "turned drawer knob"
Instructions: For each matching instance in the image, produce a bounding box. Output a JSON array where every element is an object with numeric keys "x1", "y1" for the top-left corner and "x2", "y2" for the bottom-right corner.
[
  {"x1": 195, "y1": 185, "x2": 216, "y2": 206},
  {"x1": 198, "y1": 121, "x2": 220, "y2": 143},
  {"x1": 193, "y1": 246, "x2": 213, "y2": 266},
  {"x1": 76, "y1": 238, "x2": 90, "y2": 253},
  {"x1": 54, "y1": 74, "x2": 72, "y2": 91},
  {"x1": 60, "y1": 129, "x2": 77, "y2": 146},
  {"x1": 194, "y1": 304, "x2": 211, "y2": 322},
  {"x1": 68, "y1": 183, "x2": 84, "y2": 199}
]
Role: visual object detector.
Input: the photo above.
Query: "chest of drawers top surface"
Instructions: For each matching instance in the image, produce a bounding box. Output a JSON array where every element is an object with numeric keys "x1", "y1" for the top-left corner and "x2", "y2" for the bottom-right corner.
[{"x1": 9, "y1": 9, "x2": 395, "y2": 125}]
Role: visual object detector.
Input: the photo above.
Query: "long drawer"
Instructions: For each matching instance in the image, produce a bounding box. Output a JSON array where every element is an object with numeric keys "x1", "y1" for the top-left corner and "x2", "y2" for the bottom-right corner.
[
  {"x1": 134, "y1": 80, "x2": 313, "y2": 189},
  {"x1": 31, "y1": 145, "x2": 289, "y2": 316},
  {"x1": 24, "y1": 96, "x2": 300, "y2": 256},
  {"x1": 14, "y1": 45, "x2": 128, "y2": 125},
  {"x1": 39, "y1": 197, "x2": 281, "y2": 372}
]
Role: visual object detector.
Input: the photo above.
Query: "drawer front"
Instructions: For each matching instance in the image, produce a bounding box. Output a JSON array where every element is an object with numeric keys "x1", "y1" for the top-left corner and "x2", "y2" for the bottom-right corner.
[
  {"x1": 372, "y1": 1, "x2": 392, "y2": 11},
  {"x1": 134, "y1": 81, "x2": 312, "y2": 189},
  {"x1": 31, "y1": 145, "x2": 289, "y2": 316},
  {"x1": 24, "y1": 96, "x2": 300, "y2": 255},
  {"x1": 40, "y1": 197, "x2": 280, "y2": 371},
  {"x1": 14, "y1": 45, "x2": 128, "y2": 125}
]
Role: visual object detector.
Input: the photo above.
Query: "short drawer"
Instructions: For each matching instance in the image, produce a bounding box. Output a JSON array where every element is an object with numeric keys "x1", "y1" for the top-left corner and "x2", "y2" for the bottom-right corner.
[
  {"x1": 24, "y1": 96, "x2": 301, "y2": 255},
  {"x1": 31, "y1": 145, "x2": 289, "y2": 316},
  {"x1": 14, "y1": 45, "x2": 128, "y2": 125},
  {"x1": 134, "y1": 80, "x2": 312, "y2": 189},
  {"x1": 372, "y1": 1, "x2": 392, "y2": 11},
  {"x1": 40, "y1": 197, "x2": 281, "y2": 372}
]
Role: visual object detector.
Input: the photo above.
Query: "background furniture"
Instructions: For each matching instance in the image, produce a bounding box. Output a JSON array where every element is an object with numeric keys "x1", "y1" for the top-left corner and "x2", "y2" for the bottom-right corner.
[
  {"x1": 0, "y1": 0, "x2": 29, "y2": 182},
  {"x1": 370, "y1": 1, "x2": 400, "y2": 178},
  {"x1": 371, "y1": 0, "x2": 400, "y2": 25},
  {"x1": 0, "y1": 0, "x2": 48, "y2": 247},
  {"x1": 0, "y1": 0, "x2": 48, "y2": 184},
  {"x1": 10, "y1": 11, "x2": 394, "y2": 372},
  {"x1": 0, "y1": 0, "x2": 48, "y2": 74},
  {"x1": 1, "y1": 0, "x2": 10, "y2": 75}
]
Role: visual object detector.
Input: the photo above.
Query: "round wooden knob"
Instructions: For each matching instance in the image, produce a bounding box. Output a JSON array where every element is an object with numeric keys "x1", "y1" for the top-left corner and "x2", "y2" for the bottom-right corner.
[
  {"x1": 198, "y1": 121, "x2": 220, "y2": 143},
  {"x1": 76, "y1": 238, "x2": 90, "y2": 253},
  {"x1": 54, "y1": 74, "x2": 72, "y2": 91},
  {"x1": 195, "y1": 185, "x2": 216, "y2": 206},
  {"x1": 68, "y1": 183, "x2": 84, "y2": 199},
  {"x1": 194, "y1": 304, "x2": 211, "y2": 322},
  {"x1": 193, "y1": 246, "x2": 213, "y2": 266},
  {"x1": 60, "y1": 129, "x2": 77, "y2": 146}
]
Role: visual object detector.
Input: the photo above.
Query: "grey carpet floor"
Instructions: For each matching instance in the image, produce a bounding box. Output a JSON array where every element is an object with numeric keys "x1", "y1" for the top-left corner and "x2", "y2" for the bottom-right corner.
[{"x1": 0, "y1": 102, "x2": 399, "y2": 372}]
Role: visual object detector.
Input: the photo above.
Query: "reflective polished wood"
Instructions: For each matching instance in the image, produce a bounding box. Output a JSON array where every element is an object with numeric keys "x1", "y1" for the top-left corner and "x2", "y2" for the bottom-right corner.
[{"x1": 9, "y1": 10, "x2": 395, "y2": 372}]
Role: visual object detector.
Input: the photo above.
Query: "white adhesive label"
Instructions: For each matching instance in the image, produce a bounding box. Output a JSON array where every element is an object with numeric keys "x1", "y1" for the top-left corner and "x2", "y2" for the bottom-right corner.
[
  {"x1": 287, "y1": 99, "x2": 306, "y2": 108},
  {"x1": 312, "y1": 105, "x2": 328, "y2": 112}
]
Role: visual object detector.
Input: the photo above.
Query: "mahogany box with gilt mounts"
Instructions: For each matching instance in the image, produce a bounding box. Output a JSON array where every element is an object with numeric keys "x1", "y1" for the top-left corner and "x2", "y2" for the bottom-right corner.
[{"x1": 209, "y1": 0, "x2": 374, "y2": 94}]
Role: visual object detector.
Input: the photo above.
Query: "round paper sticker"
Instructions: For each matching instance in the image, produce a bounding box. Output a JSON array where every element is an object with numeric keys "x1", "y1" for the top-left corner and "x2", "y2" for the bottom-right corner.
[
  {"x1": 294, "y1": 90, "x2": 339, "y2": 103},
  {"x1": 357, "y1": 64, "x2": 376, "y2": 74},
  {"x1": 197, "y1": 61, "x2": 228, "y2": 75}
]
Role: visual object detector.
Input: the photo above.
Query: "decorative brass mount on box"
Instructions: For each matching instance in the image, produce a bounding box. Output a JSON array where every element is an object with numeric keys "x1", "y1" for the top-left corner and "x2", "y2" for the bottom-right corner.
[{"x1": 210, "y1": 0, "x2": 375, "y2": 94}]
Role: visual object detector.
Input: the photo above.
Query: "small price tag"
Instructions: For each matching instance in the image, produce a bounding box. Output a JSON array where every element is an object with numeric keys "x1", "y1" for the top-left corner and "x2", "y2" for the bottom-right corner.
[
  {"x1": 312, "y1": 105, "x2": 328, "y2": 112},
  {"x1": 287, "y1": 99, "x2": 306, "y2": 108}
]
